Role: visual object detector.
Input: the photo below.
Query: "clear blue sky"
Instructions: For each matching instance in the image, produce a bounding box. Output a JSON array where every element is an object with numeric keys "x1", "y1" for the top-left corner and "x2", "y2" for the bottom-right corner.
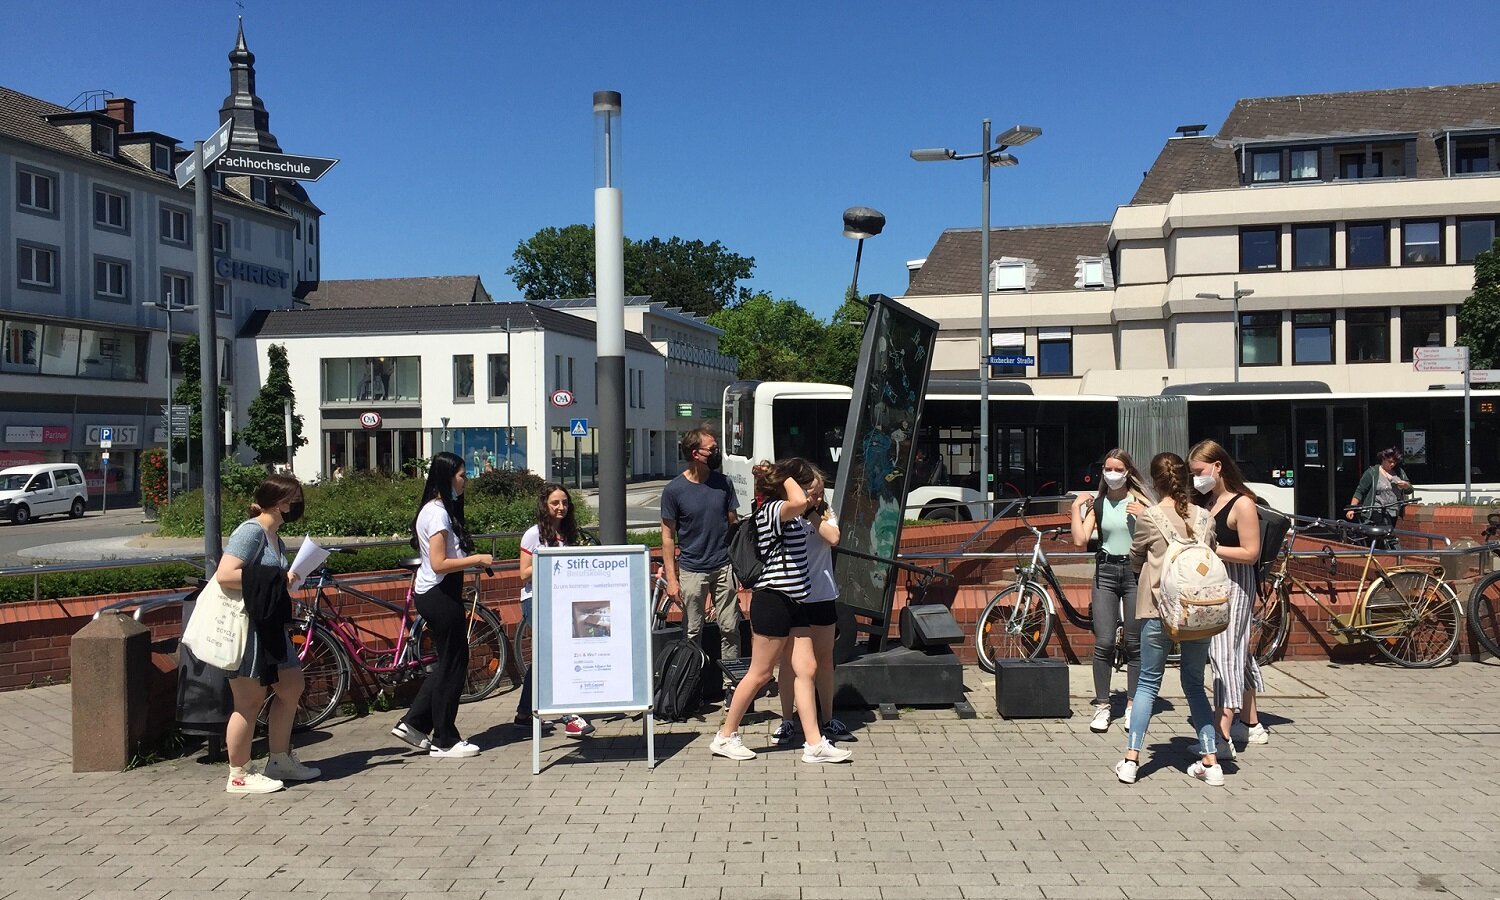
[{"x1": 5, "y1": 2, "x2": 1497, "y2": 320}]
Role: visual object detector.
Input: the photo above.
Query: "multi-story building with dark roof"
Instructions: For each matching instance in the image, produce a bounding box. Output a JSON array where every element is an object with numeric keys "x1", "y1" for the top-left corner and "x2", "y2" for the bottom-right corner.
[
  {"x1": 0, "y1": 21, "x2": 320, "y2": 505},
  {"x1": 902, "y1": 82, "x2": 1500, "y2": 397}
]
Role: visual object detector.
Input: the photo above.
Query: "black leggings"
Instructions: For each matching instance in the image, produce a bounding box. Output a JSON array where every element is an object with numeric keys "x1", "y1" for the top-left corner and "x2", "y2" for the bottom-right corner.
[{"x1": 403, "y1": 578, "x2": 468, "y2": 748}]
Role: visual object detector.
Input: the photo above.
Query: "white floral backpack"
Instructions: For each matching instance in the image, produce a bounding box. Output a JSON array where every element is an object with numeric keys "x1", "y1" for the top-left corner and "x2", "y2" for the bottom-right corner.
[{"x1": 1149, "y1": 505, "x2": 1232, "y2": 641}]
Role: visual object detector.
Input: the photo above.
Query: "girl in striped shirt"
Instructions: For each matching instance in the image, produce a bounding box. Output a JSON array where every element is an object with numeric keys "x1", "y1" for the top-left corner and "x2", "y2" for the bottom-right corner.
[{"x1": 710, "y1": 458, "x2": 852, "y2": 764}]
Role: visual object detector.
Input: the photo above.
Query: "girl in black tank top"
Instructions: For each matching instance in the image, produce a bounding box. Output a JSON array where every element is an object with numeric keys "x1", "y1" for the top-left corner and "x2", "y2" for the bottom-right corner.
[{"x1": 1213, "y1": 494, "x2": 1241, "y2": 548}]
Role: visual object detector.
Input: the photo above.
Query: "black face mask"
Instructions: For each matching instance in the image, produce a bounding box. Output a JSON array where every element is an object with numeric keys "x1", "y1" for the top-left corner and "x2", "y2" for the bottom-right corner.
[
  {"x1": 705, "y1": 449, "x2": 722, "y2": 470},
  {"x1": 283, "y1": 500, "x2": 305, "y2": 524}
]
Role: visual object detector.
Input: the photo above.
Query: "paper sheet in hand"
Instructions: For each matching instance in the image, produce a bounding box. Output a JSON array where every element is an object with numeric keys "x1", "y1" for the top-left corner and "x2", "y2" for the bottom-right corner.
[{"x1": 289, "y1": 537, "x2": 331, "y2": 589}]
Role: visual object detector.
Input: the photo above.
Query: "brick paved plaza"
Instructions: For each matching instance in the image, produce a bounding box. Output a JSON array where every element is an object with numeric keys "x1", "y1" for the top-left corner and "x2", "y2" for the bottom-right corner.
[{"x1": 2, "y1": 661, "x2": 1498, "y2": 900}]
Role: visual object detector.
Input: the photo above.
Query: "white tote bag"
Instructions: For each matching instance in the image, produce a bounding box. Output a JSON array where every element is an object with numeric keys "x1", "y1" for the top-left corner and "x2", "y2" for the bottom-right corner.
[{"x1": 181, "y1": 577, "x2": 250, "y2": 670}]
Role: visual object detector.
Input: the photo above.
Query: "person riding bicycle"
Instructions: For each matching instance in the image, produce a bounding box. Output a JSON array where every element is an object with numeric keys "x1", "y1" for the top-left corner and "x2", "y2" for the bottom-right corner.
[
  {"x1": 514, "y1": 482, "x2": 594, "y2": 737},
  {"x1": 1069, "y1": 448, "x2": 1151, "y2": 734}
]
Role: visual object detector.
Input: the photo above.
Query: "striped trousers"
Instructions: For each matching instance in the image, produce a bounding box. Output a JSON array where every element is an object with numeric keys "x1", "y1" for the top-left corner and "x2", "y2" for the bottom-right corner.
[{"x1": 1209, "y1": 561, "x2": 1264, "y2": 709}]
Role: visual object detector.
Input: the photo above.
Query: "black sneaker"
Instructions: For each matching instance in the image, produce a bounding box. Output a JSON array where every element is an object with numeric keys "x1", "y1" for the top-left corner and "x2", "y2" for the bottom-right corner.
[{"x1": 822, "y1": 718, "x2": 856, "y2": 741}]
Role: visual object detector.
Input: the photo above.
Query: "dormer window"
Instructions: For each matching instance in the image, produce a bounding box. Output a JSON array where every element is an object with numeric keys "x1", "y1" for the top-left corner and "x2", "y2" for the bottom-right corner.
[
  {"x1": 1337, "y1": 143, "x2": 1405, "y2": 180},
  {"x1": 1289, "y1": 149, "x2": 1319, "y2": 180},
  {"x1": 1251, "y1": 150, "x2": 1281, "y2": 182},
  {"x1": 92, "y1": 124, "x2": 115, "y2": 157},
  {"x1": 151, "y1": 144, "x2": 172, "y2": 174},
  {"x1": 1081, "y1": 258, "x2": 1106, "y2": 288},
  {"x1": 1454, "y1": 139, "x2": 1494, "y2": 174},
  {"x1": 991, "y1": 260, "x2": 1027, "y2": 291},
  {"x1": 250, "y1": 177, "x2": 268, "y2": 203}
]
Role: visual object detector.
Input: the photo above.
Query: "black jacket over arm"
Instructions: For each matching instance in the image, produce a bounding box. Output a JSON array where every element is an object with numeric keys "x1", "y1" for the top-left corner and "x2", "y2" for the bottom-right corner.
[{"x1": 241, "y1": 562, "x2": 292, "y2": 684}]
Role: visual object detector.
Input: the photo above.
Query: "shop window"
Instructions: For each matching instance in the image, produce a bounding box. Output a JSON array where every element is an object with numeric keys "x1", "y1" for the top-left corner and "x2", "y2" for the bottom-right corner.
[
  {"x1": 488, "y1": 353, "x2": 509, "y2": 400},
  {"x1": 321, "y1": 356, "x2": 421, "y2": 403},
  {"x1": 454, "y1": 355, "x2": 474, "y2": 401}
]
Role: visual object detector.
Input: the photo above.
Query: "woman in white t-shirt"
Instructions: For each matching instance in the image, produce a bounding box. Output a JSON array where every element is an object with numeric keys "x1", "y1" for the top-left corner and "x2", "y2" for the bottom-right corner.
[
  {"x1": 514, "y1": 482, "x2": 593, "y2": 737},
  {"x1": 771, "y1": 489, "x2": 847, "y2": 745},
  {"x1": 390, "y1": 452, "x2": 494, "y2": 759}
]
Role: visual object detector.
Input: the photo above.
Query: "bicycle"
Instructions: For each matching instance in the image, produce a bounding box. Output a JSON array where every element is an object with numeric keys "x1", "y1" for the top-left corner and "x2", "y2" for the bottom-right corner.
[
  {"x1": 1463, "y1": 513, "x2": 1500, "y2": 659},
  {"x1": 973, "y1": 499, "x2": 1130, "y2": 674},
  {"x1": 276, "y1": 556, "x2": 508, "y2": 730},
  {"x1": 1252, "y1": 508, "x2": 1462, "y2": 668}
]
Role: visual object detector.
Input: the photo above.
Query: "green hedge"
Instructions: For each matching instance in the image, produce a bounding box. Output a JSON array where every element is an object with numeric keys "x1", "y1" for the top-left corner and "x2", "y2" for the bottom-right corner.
[{"x1": 0, "y1": 563, "x2": 202, "y2": 604}]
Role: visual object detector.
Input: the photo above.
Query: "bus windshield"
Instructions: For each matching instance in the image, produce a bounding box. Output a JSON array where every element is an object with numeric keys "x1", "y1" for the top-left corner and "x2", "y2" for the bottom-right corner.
[{"x1": 771, "y1": 397, "x2": 848, "y2": 486}]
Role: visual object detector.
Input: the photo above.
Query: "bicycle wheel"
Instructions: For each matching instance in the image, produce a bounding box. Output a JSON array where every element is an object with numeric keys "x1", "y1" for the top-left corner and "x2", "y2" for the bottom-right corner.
[
  {"x1": 512, "y1": 615, "x2": 531, "y2": 687},
  {"x1": 974, "y1": 583, "x2": 1053, "y2": 674},
  {"x1": 1368, "y1": 574, "x2": 1461, "y2": 667},
  {"x1": 260, "y1": 622, "x2": 350, "y2": 732},
  {"x1": 1250, "y1": 574, "x2": 1292, "y2": 667},
  {"x1": 1467, "y1": 571, "x2": 1500, "y2": 659}
]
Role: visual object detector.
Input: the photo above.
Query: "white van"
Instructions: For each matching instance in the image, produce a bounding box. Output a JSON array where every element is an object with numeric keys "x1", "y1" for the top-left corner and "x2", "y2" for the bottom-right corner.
[{"x1": 0, "y1": 463, "x2": 89, "y2": 524}]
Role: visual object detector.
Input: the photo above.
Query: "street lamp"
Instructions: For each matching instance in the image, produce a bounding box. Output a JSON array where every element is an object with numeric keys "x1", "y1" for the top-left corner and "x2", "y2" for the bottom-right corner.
[
  {"x1": 912, "y1": 121, "x2": 1041, "y2": 507},
  {"x1": 143, "y1": 296, "x2": 199, "y2": 504},
  {"x1": 842, "y1": 206, "x2": 886, "y2": 300},
  {"x1": 1195, "y1": 282, "x2": 1255, "y2": 383}
]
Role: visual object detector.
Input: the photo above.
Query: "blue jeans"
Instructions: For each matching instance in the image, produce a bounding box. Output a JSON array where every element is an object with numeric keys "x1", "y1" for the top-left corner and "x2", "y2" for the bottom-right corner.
[{"x1": 1126, "y1": 618, "x2": 1217, "y2": 758}]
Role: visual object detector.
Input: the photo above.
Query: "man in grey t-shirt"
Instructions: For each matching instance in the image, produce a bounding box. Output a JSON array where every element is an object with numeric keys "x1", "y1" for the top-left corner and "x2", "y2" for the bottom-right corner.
[{"x1": 660, "y1": 427, "x2": 740, "y2": 666}]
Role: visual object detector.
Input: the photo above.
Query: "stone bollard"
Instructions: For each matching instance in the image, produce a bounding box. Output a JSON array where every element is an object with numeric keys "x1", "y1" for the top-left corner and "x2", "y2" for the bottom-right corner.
[{"x1": 71, "y1": 613, "x2": 151, "y2": 772}]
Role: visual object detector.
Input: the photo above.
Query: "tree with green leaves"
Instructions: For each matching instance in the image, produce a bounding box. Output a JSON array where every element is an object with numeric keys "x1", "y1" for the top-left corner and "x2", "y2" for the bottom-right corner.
[
  {"x1": 170, "y1": 334, "x2": 231, "y2": 475},
  {"x1": 241, "y1": 343, "x2": 307, "y2": 468},
  {"x1": 506, "y1": 225, "x2": 756, "y2": 317},
  {"x1": 708, "y1": 292, "x2": 828, "y2": 382},
  {"x1": 1459, "y1": 237, "x2": 1500, "y2": 374},
  {"x1": 810, "y1": 288, "x2": 869, "y2": 385}
]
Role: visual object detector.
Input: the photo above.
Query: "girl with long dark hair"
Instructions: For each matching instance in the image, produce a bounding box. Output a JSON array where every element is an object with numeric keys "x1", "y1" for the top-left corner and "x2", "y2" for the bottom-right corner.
[
  {"x1": 1189, "y1": 439, "x2": 1267, "y2": 749},
  {"x1": 1069, "y1": 448, "x2": 1152, "y2": 733},
  {"x1": 514, "y1": 482, "x2": 594, "y2": 737},
  {"x1": 1116, "y1": 452, "x2": 1223, "y2": 786},
  {"x1": 391, "y1": 452, "x2": 494, "y2": 758}
]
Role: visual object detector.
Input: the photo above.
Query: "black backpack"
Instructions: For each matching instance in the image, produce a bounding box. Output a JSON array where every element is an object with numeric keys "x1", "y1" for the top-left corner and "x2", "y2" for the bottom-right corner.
[
  {"x1": 1255, "y1": 503, "x2": 1291, "y2": 578},
  {"x1": 728, "y1": 503, "x2": 782, "y2": 589},
  {"x1": 653, "y1": 638, "x2": 708, "y2": 722}
]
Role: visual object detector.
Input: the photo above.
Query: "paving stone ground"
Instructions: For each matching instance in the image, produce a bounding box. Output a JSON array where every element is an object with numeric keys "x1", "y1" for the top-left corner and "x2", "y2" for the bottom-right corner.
[{"x1": 3, "y1": 660, "x2": 1499, "y2": 900}]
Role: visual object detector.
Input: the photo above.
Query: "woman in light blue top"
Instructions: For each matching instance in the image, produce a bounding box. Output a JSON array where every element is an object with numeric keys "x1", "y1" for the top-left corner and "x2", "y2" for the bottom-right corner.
[{"x1": 1070, "y1": 448, "x2": 1152, "y2": 734}]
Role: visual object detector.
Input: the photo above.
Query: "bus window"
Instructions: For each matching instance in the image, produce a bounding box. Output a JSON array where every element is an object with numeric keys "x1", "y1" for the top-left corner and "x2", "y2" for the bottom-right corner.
[
  {"x1": 723, "y1": 383, "x2": 756, "y2": 459},
  {"x1": 772, "y1": 397, "x2": 847, "y2": 483}
]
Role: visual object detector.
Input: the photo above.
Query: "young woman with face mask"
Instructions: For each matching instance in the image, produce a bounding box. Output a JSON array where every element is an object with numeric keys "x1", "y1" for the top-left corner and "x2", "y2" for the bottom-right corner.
[
  {"x1": 1188, "y1": 439, "x2": 1268, "y2": 750},
  {"x1": 1070, "y1": 449, "x2": 1152, "y2": 733}
]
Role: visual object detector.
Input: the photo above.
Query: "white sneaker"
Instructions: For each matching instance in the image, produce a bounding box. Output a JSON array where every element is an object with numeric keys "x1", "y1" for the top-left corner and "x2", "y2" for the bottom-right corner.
[
  {"x1": 1089, "y1": 706, "x2": 1111, "y2": 733},
  {"x1": 391, "y1": 721, "x2": 432, "y2": 751},
  {"x1": 801, "y1": 739, "x2": 852, "y2": 764},
  {"x1": 1233, "y1": 721, "x2": 1270, "y2": 744},
  {"x1": 264, "y1": 751, "x2": 321, "y2": 781},
  {"x1": 226, "y1": 767, "x2": 284, "y2": 794},
  {"x1": 1114, "y1": 759, "x2": 1138, "y2": 784},
  {"x1": 710, "y1": 732, "x2": 756, "y2": 760},
  {"x1": 1187, "y1": 761, "x2": 1225, "y2": 786},
  {"x1": 429, "y1": 740, "x2": 480, "y2": 759}
]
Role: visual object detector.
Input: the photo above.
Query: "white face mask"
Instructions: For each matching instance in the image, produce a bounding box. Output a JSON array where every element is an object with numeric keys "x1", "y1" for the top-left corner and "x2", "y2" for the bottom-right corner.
[
  {"x1": 1193, "y1": 473, "x2": 1218, "y2": 494},
  {"x1": 1102, "y1": 471, "x2": 1127, "y2": 490}
]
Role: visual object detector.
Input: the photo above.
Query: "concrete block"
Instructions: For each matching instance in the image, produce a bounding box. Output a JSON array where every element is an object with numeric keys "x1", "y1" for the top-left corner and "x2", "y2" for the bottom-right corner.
[{"x1": 70, "y1": 612, "x2": 151, "y2": 772}]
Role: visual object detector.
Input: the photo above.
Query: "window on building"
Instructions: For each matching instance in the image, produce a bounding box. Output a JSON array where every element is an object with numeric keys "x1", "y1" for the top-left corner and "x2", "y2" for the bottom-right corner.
[
  {"x1": 567, "y1": 357, "x2": 575, "y2": 391},
  {"x1": 94, "y1": 258, "x2": 128, "y2": 301},
  {"x1": 991, "y1": 261, "x2": 1027, "y2": 291},
  {"x1": 554, "y1": 355, "x2": 562, "y2": 391},
  {"x1": 1291, "y1": 311, "x2": 1334, "y2": 364},
  {"x1": 1240, "y1": 312, "x2": 1282, "y2": 367},
  {"x1": 628, "y1": 368, "x2": 637, "y2": 408},
  {"x1": 17, "y1": 243, "x2": 57, "y2": 289},
  {"x1": 637, "y1": 369, "x2": 646, "y2": 408},
  {"x1": 1340, "y1": 152, "x2": 1381, "y2": 180},
  {"x1": 1458, "y1": 217, "x2": 1499, "y2": 264},
  {"x1": 1081, "y1": 258, "x2": 1105, "y2": 288},
  {"x1": 212, "y1": 220, "x2": 229, "y2": 253},
  {"x1": 990, "y1": 332, "x2": 1027, "y2": 377},
  {"x1": 77, "y1": 326, "x2": 146, "y2": 381},
  {"x1": 1400, "y1": 307, "x2": 1447, "y2": 363},
  {"x1": 213, "y1": 280, "x2": 229, "y2": 314},
  {"x1": 1239, "y1": 226, "x2": 1280, "y2": 272},
  {"x1": 91, "y1": 124, "x2": 114, "y2": 156},
  {"x1": 16, "y1": 168, "x2": 55, "y2": 215},
  {"x1": 1346, "y1": 221, "x2": 1390, "y2": 268},
  {"x1": 1250, "y1": 150, "x2": 1281, "y2": 182},
  {"x1": 453, "y1": 355, "x2": 474, "y2": 401},
  {"x1": 309, "y1": 222, "x2": 316, "y2": 245},
  {"x1": 219, "y1": 337, "x2": 233, "y2": 383},
  {"x1": 488, "y1": 354, "x2": 509, "y2": 400},
  {"x1": 151, "y1": 143, "x2": 172, "y2": 174},
  {"x1": 1292, "y1": 224, "x2": 1333, "y2": 269},
  {"x1": 1289, "y1": 148, "x2": 1319, "y2": 180},
  {"x1": 1346, "y1": 308, "x2": 1391, "y2": 363},
  {"x1": 1454, "y1": 139, "x2": 1493, "y2": 174},
  {"x1": 1037, "y1": 329, "x2": 1073, "y2": 377},
  {"x1": 251, "y1": 177, "x2": 268, "y2": 203},
  {"x1": 0, "y1": 320, "x2": 41, "y2": 373},
  {"x1": 93, "y1": 188, "x2": 128, "y2": 232},
  {"x1": 321, "y1": 356, "x2": 421, "y2": 403},
  {"x1": 0, "y1": 318, "x2": 144, "y2": 381},
  {"x1": 159, "y1": 205, "x2": 190, "y2": 246},
  {"x1": 1401, "y1": 219, "x2": 1444, "y2": 265},
  {"x1": 161, "y1": 271, "x2": 190, "y2": 309}
]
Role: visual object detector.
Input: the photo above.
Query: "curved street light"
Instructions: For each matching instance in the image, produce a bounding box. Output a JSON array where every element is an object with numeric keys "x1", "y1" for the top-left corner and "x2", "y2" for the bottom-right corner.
[{"x1": 843, "y1": 206, "x2": 886, "y2": 301}]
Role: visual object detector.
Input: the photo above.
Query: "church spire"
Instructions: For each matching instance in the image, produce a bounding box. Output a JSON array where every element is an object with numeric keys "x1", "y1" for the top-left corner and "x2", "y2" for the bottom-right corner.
[{"x1": 219, "y1": 16, "x2": 282, "y2": 153}]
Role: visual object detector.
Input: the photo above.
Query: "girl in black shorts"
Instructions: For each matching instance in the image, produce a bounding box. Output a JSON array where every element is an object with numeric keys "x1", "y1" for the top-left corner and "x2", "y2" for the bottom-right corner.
[{"x1": 710, "y1": 458, "x2": 852, "y2": 764}]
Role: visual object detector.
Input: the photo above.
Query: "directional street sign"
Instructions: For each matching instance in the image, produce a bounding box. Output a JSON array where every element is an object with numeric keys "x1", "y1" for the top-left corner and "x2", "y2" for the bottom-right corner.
[
  {"x1": 570, "y1": 418, "x2": 589, "y2": 438},
  {"x1": 174, "y1": 119, "x2": 234, "y2": 188},
  {"x1": 215, "y1": 149, "x2": 339, "y2": 182},
  {"x1": 987, "y1": 354, "x2": 1036, "y2": 367},
  {"x1": 1412, "y1": 346, "x2": 1469, "y2": 372},
  {"x1": 1471, "y1": 369, "x2": 1500, "y2": 384}
]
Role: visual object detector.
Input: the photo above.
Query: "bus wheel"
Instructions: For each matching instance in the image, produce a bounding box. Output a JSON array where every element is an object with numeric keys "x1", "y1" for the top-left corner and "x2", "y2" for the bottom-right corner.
[{"x1": 920, "y1": 504, "x2": 958, "y2": 523}]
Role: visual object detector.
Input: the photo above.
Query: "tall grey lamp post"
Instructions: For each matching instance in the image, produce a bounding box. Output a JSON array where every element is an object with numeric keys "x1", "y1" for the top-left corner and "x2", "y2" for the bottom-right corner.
[
  {"x1": 912, "y1": 122, "x2": 1041, "y2": 507},
  {"x1": 842, "y1": 207, "x2": 886, "y2": 299},
  {"x1": 593, "y1": 90, "x2": 626, "y2": 544},
  {"x1": 1195, "y1": 281, "x2": 1255, "y2": 383}
]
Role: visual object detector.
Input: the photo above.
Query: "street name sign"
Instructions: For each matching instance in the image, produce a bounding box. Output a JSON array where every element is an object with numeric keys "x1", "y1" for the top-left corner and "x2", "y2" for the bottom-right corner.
[
  {"x1": 987, "y1": 354, "x2": 1036, "y2": 367},
  {"x1": 174, "y1": 119, "x2": 234, "y2": 188},
  {"x1": 215, "y1": 149, "x2": 339, "y2": 182}
]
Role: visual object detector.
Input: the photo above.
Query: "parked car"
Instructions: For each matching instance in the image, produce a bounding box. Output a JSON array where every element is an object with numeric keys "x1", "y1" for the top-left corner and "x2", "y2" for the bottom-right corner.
[{"x1": 0, "y1": 463, "x2": 89, "y2": 524}]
